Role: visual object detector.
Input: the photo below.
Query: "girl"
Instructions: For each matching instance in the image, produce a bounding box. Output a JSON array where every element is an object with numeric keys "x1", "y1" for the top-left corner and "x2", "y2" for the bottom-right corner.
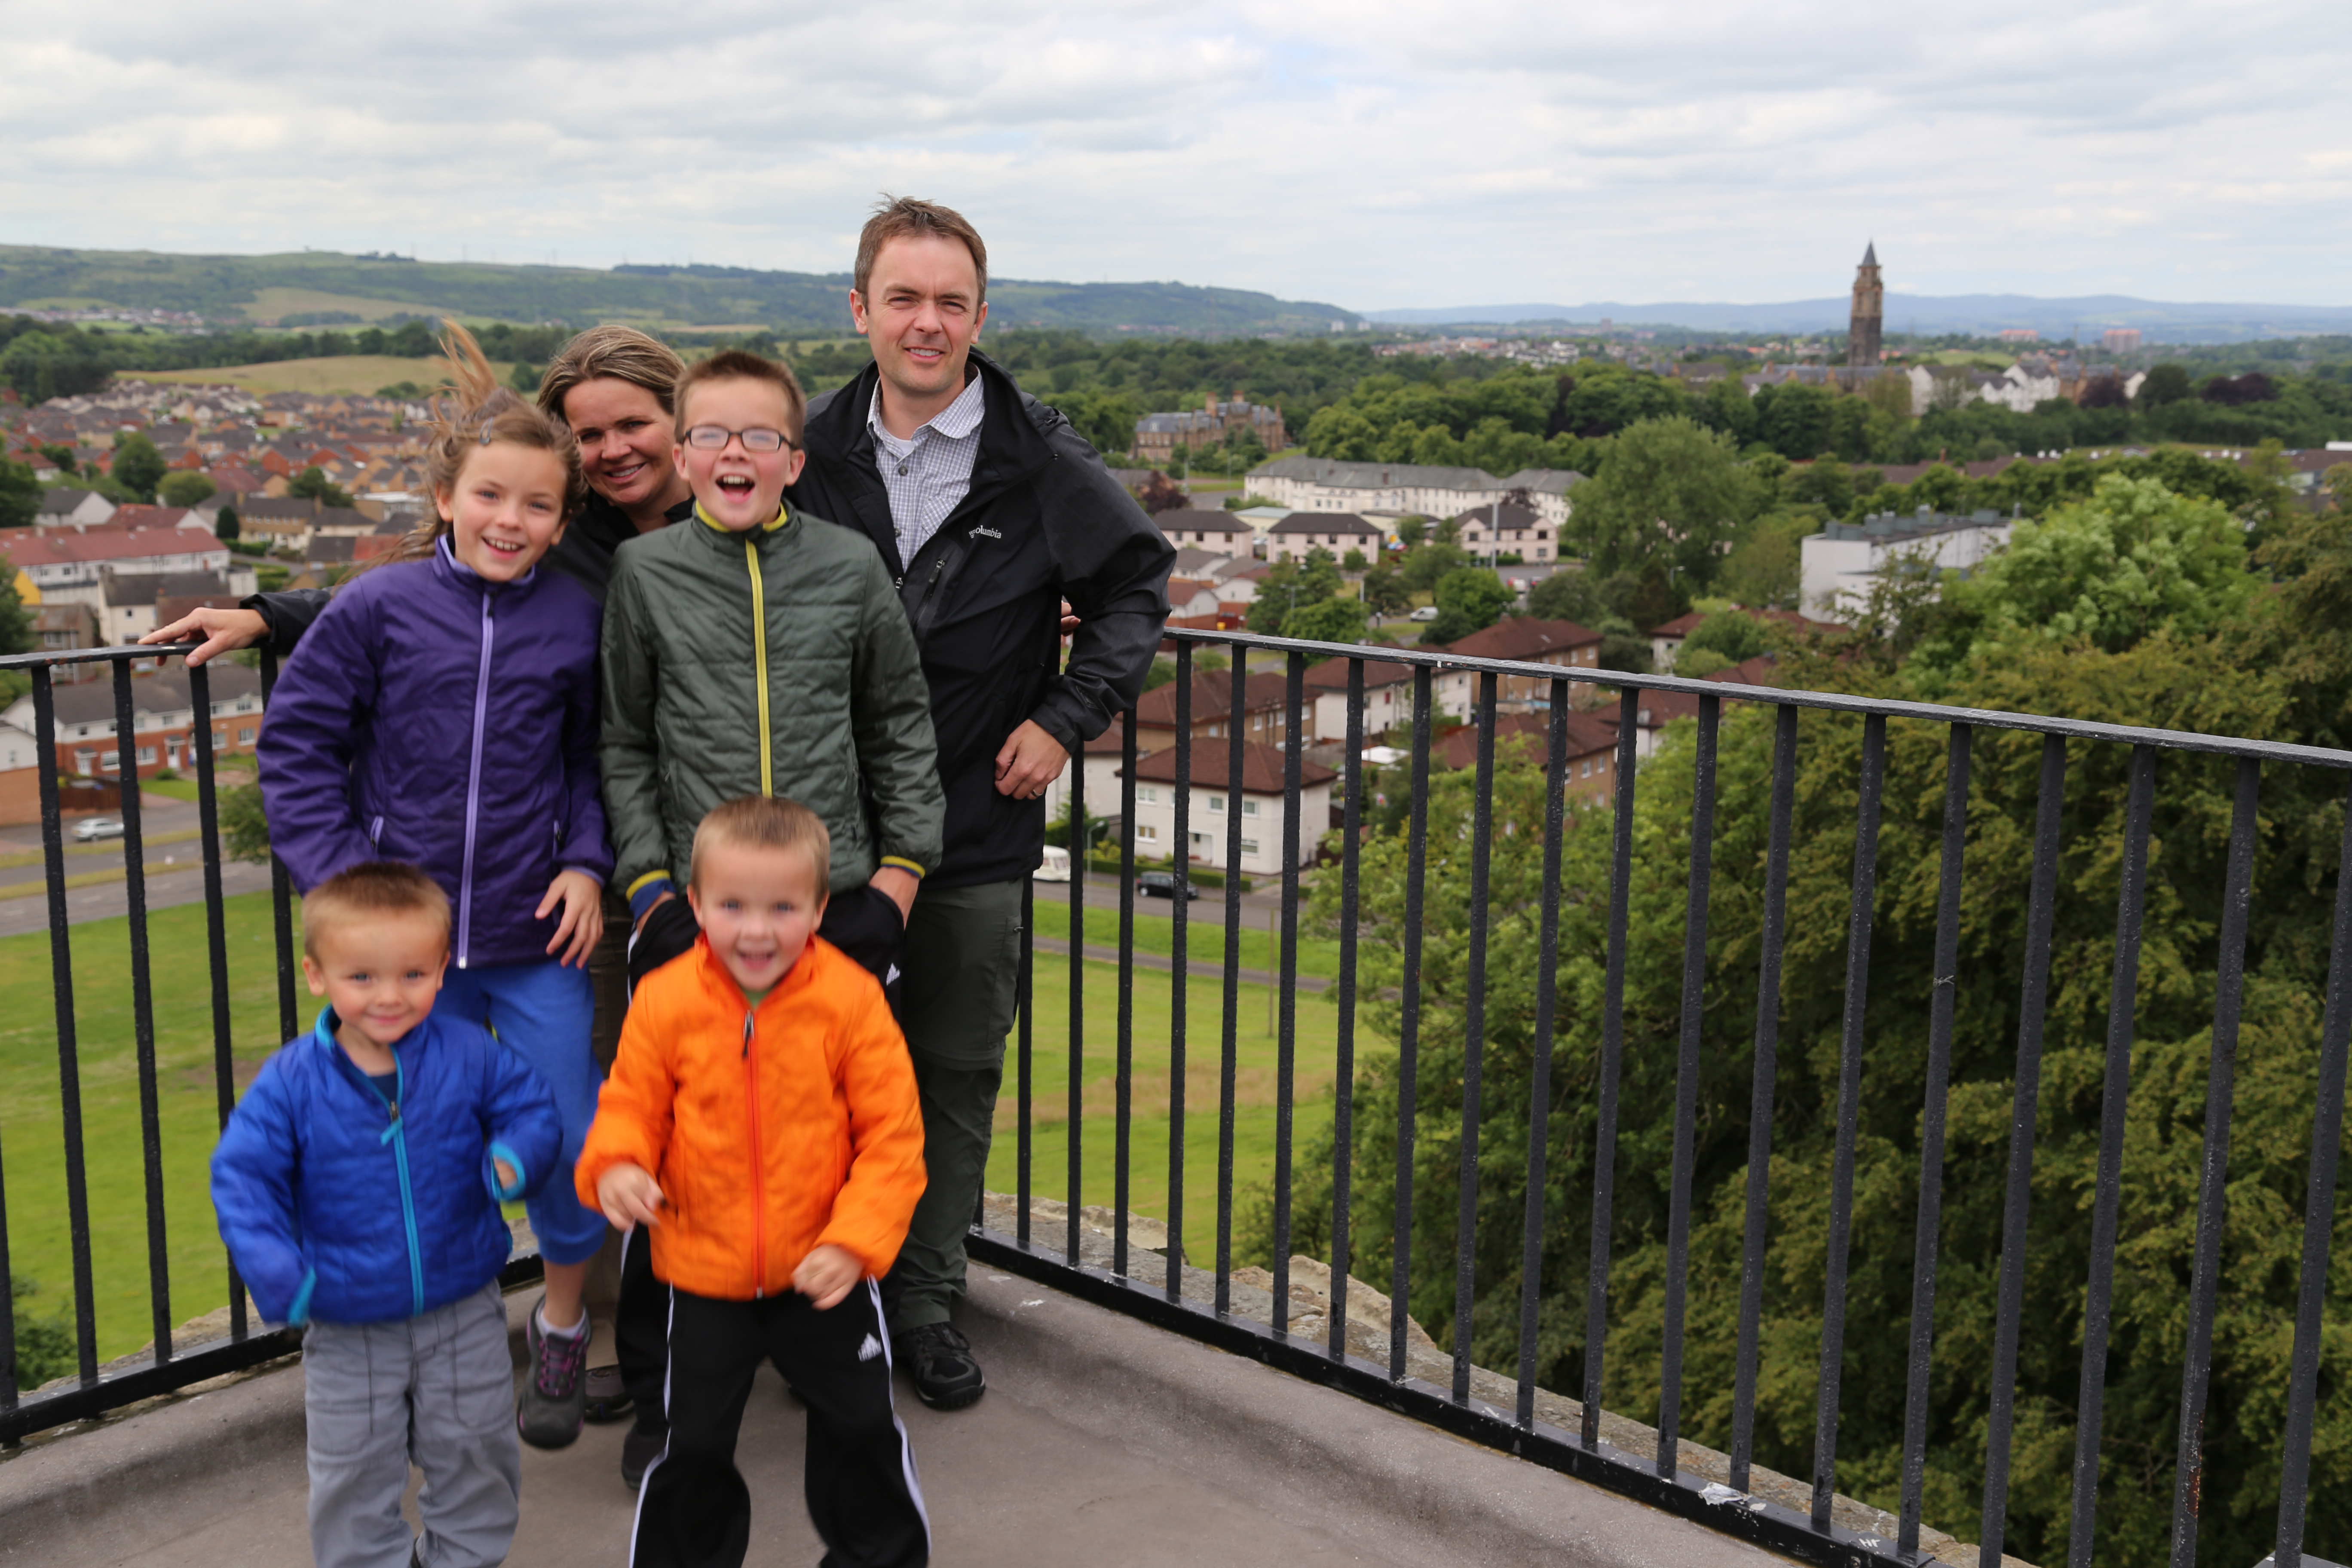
[{"x1": 257, "y1": 324, "x2": 616, "y2": 1452}]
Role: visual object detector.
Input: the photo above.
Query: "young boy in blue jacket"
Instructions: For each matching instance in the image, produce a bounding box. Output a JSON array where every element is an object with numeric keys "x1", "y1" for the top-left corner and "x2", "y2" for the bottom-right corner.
[{"x1": 212, "y1": 862, "x2": 563, "y2": 1568}]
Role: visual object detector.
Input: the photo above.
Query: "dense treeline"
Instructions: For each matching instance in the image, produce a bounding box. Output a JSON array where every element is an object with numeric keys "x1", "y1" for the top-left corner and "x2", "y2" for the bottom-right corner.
[
  {"x1": 0, "y1": 315, "x2": 581, "y2": 401},
  {"x1": 1242, "y1": 480, "x2": 2352, "y2": 1566}
]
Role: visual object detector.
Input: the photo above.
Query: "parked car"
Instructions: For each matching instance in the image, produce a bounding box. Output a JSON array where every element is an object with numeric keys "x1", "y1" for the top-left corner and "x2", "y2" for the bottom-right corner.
[
  {"x1": 1033, "y1": 845, "x2": 1072, "y2": 883},
  {"x1": 1408, "y1": 605, "x2": 1440, "y2": 622},
  {"x1": 73, "y1": 817, "x2": 124, "y2": 843},
  {"x1": 1137, "y1": 871, "x2": 1200, "y2": 900}
]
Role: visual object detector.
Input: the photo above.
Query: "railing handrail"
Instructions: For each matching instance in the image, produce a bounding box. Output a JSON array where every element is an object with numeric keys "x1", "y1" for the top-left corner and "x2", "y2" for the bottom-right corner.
[{"x1": 1162, "y1": 625, "x2": 2352, "y2": 770}]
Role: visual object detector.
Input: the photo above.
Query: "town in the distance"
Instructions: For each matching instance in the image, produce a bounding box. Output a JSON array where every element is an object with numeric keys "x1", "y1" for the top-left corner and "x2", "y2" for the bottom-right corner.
[{"x1": 1, "y1": 242, "x2": 2346, "y2": 852}]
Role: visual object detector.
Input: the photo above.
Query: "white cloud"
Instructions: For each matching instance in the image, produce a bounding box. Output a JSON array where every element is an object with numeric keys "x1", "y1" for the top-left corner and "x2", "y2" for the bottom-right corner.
[{"x1": 0, "y1": 0, "x2": 2345, "y2": 308}]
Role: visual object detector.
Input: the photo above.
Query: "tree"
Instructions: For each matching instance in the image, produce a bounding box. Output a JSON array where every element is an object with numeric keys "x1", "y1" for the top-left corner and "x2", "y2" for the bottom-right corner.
[
  {"x1": 1049, "y1": 390, "x2": 1142, "y2": 462},
  {"x1": 1361, "y1": 562, "x2": 1410, "y2": 618},
  {"x1": 1423, "y1": 567, "x2": 1513, "y2": 643},
  {"x1": 0, "y1": 330, "x2": 109, "y2": 401},
  {"x1": 1283, "y1": 594, "x2": 1369, "y2": 643},
  {"x1": 288, "y1": 467, "x2": 355, "y2": 508},
  {"x1": 214, "y1": 502, "x2": 241, "y2": 542},
  {"x1": 1678, "y1": 609, "x2": 1765, "y2": 665},
  {"x1": 1395, "y1": 516, "x2": 1428, "y2": 548},
  {"x1": 37, "y1": 443, "x2": 76, "y2": 475},
  {"x1": 0, "y1": 457, "x2": 40, "y2": 530},
  {"x1": 389, "y1": 319, "x2": 436, "y2": 357},
  {"x1": 1562, "y1": 416, "x2": 1746, "y2": 584},
  {"x1": 2138, "y1": 363, "x2": 2193, "y2": 407},
  {"x1": 1134, "y1": 471, "x2": 1185, "y2": 515},
  {"x1": 111, "y1": 433, "x2": 167, "y2": 502},
  {"x1": 158, "y1": 470, "x2": 218, "y2": 507},
  {"x1": 509, "y1": 361, "x2": 542, "y2": 395},
  {"x1": 0, "y1": 546, "x2": 34, "y2": 655},
  {"x1": 1908, "y1": 474, "x2": 2256, "y2": 692},
  {"x1": 1341, "y1": 548, "x2": 1369, "y2": 573},
  {"x1": 1398, "y1": 542, "x2": 1468, "y2": 594},
  {"x1": 1718, "y1": 514, "x2": 1812, "y2": 609},
  {"x1": 1247, "y1": 551, "x2": 1340, "y2": 634},
  {"x1": 220, "y1": 781, "x2": 271, "y2": 864}
]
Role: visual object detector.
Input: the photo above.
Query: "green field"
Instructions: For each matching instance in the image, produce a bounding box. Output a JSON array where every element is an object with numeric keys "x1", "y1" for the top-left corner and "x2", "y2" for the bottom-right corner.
[{"x1": 0, "y1": 886, "x2": 1351, "y2": 1360}]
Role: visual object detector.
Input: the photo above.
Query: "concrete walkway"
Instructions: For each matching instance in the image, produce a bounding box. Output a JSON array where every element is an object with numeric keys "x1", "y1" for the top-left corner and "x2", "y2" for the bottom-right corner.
[{"x1": 0, "y1": 1271, "x2": 1784, "y2": 1568}]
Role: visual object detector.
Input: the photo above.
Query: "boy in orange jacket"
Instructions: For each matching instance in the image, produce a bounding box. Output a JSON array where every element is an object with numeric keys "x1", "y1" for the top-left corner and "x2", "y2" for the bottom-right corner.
[{"x1": 579, "y1": 795, "x2": 928, "y2": 1568}]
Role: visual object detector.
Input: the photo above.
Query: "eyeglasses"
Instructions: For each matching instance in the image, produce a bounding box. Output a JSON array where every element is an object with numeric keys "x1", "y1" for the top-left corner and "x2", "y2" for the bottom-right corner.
[{"x1": 684, "y1": 425, "x2": 793, "y2": 453}]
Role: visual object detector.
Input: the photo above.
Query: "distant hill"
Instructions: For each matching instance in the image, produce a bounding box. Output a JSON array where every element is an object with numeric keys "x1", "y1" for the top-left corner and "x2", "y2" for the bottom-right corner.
[
  {"x1": 0, "y1": 245, "x2": 1361, "y2": 338},
  {"x1": 1366, "y1": 294, "x2": 2352, "y2": 344}
]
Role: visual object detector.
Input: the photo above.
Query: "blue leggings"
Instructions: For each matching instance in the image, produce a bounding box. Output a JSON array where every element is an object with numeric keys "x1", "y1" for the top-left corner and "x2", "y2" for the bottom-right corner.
[{"x1": 437, "y1": 960, "x2": 608, "y2": 1266}]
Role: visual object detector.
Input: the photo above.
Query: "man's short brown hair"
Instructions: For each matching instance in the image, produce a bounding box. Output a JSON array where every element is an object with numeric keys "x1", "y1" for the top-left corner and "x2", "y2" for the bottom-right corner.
[
  {"x1": 673, "y1": 350, "x2": 808, "y2": 445},
  {"x1": 690, "y1": 796, "x2": 830, "y2": 897},
  {"x1": 301, "y1": 861, "x2": 451, "y2": 959},
  {"x1": 854, "y1": 196, "x2": 988, "y2": 304}
]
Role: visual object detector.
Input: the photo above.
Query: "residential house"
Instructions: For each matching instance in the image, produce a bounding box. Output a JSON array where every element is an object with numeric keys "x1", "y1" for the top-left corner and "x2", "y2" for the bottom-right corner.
[
  {"x1": 1132, "y1": 670, "x2": 1299, "y2": 752},
  {"x1": 1165, "y1": 578, "x2": 1228, "y2": 629},
  {"x1": 311, "y1": 506, "x2": 378, "y2": 539},
  {"x1": 34, "y1": 488, "x2": 118, "y2": 530},
  {"x1": 1800, "y1": 510, "x2": 2013, "y2": 617},
  {"x1": 1167, "y1": 547, "x2": 1239, "y2": 583},
  {"x1": 1648, "y1": 608, "x2": 1846, "y2": 671},
  {"x1": 1126, "y1": 740, "x2": 1336, "y2": 875},
  {"x1": 1304, "y1": 657, "x2": 1418, "y2": 744},
  {"x1": 1434, "y1": 708, "x2": 1623, "y2": 803},
  {"x1": 4, "y1": 526, "x2": 232, "y2": 603},
  {"x1": 97, "y1": 567, "x2": 258, "y2": 643},
  {"x1": 1428, "y1": 617, "x2": 1604, "y2": 718},
  {"x1": 1245, "y1": 457, "x2": 1584, "y2": 528},
  {"x1": 1153, "y1": 509, "x2": 1257, "y2": 557},
  {"x1": 239, "y1": 495, "x2": 323, "y2": 551},
  {"x1": 1267, "y1": 512, "x2": 1384, "y2": 564},
  {"x1": 1452, "y1": 501, "x2": 1557, "y2": 562},
  {"x1": 31, "y1": 602, "x2": 101, "y2": 658},
  {"x1": 0, "y1": 663, "x2": 267, "y2": 799}
]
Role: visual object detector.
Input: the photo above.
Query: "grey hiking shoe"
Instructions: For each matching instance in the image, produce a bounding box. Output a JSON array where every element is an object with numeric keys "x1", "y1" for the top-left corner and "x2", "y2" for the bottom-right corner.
[
  {"x1": 898, "y1": 1322, "x2": 985, "y2": 1410},
  {"x1": 583, "y1": 1363, "x2": 633, "y2": 1424},
  {"x1": 517, "y1": 1305, "x2": 589, "y2": 1449}
]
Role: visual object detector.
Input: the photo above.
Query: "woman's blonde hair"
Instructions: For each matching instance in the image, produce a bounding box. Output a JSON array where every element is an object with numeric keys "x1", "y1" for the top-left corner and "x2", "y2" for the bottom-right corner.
[
  {"x1": 536, "y1": 324, "x2": 686, "y2": 423},
  {"x1": 357, "y1": 322, "x2": 588, "y2": 575}
]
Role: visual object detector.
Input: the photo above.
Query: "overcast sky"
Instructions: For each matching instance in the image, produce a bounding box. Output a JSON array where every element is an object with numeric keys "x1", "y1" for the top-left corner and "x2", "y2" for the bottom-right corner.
[{"x1": 2, "y1": 0, "x2": 2347, "y2": 311}]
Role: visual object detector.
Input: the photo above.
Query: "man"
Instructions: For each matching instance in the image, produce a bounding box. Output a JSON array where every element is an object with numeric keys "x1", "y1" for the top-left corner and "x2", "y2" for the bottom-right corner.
[{"x1": 787, "y1": 196, "x2": 1173, "y2": 1409}]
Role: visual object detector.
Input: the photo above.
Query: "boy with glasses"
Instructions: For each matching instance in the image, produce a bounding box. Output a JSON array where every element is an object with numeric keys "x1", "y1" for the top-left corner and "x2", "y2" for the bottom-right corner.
[{"x1": 599, "y1": 351, "x2": 945, "y2": 1477}]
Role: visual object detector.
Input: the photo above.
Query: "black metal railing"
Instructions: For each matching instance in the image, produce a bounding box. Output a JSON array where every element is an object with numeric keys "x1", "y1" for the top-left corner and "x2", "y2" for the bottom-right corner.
[
  {"x1": 4, "y1": 628, "x2": 2346, "y2": 1568},
  {"x1": 0, "y1": 643, "x2": 539, "y2": 1444},
  {"x1": 971, "y1": 627, "x2": 2352, "y2": 1568}
]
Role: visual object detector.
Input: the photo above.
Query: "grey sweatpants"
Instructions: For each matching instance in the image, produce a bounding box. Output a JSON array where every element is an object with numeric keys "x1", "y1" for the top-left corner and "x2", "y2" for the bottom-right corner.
[{"x1": 304, "y1": 1282, "x2": 521, "y2": 1568}]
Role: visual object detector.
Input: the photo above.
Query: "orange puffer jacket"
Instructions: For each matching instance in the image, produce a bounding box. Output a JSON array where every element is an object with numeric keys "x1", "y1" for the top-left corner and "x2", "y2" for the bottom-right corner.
[{"x1": 576, "y1": 936, "x2": 925, "y2": 1298}]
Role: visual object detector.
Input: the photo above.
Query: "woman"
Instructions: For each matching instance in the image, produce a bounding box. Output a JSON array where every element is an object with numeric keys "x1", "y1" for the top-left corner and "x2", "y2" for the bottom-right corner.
[{"x1": 143, "y1": 325, "x2": 697, "y2": 1471}]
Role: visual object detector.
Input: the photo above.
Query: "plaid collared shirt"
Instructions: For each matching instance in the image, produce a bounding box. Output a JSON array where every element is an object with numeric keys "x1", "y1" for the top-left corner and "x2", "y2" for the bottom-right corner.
[{"x1": 868, "y1": 371, "x2": 985, "y2": 570}]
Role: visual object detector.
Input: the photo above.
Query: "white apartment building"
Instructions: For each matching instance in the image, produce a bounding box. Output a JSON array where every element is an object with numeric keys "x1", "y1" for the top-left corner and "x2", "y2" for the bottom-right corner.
[
  {"x1": 1801, "y1": 511, "x2": 2014, "y2": 618},
  {"x1": 1127, "y1": 740, "x2": 1335, "y2": 876},
  {"x1": 1245, "y1": 457, "x2": 1583, "y2": 528},
  {"x1": 1304, "y1": 658, "x2": 1416, "y2": 742}
]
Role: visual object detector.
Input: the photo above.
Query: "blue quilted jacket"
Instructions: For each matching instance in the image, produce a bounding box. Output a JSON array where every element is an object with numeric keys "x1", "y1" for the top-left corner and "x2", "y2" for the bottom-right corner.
[{"x1": 211, "y1": 1008, "x2": 562, "y2": 1326}]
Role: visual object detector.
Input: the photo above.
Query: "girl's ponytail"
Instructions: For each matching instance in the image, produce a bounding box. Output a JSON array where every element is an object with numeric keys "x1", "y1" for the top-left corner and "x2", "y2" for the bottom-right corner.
[{"x1": 348, "y1": 322, "x2": 588, "y2": 579}]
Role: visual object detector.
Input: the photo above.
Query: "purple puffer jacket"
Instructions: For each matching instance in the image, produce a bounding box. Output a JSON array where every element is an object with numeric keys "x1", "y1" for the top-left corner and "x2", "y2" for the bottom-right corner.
[{"x1": 259, "y1": 538, "x2": 612, "y2": 968}]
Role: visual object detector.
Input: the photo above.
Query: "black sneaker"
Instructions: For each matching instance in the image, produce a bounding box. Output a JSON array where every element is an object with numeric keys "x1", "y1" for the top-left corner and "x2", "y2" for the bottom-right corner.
[
  {"x1": 622, "y1": 1422, "x2": 667, "y2": 1491},
  {"x1": 583, "y1": 1363, "x2": 634, "y2": 1424},
  {"x1": 517, "y1": 1305, "x2": 589, "y2": 1450},
  {"x1": 898, "y1": 1322, "x2": 985, "y2": 1410}
]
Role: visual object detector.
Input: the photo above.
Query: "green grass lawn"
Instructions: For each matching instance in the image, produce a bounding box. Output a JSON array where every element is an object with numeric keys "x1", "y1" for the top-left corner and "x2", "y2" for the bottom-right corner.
[
  {"x1": 2, "y1": 887, "x2": 1356, "y2": 1358},
  {"x1": 0, "y1": 890, "x2": 297, "y2": 1362},
  {"x1": 1029, "y1": 894, "x2": 1344, "y2": 982},
  {"x1": 985, "y1": 948, "x2": 1348, "y2": 1269}
]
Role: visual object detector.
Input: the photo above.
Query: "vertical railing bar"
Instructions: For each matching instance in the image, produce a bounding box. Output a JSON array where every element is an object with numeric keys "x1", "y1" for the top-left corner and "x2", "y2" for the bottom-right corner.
[
  {"x1": 1272, "y1": 652, "x2": 1305, "y2": 1333},
  {"x1": 2166, "y1": 758, "x2": 2260, "y2": 1568},
  {"x1": 32, "y1": 668, "x2": 98, "y2": 1382},
  {"x1": 1018, "y1": 875, "x2": 1034, "y2": 1248},
  {"x1": 1115, "y1": 712, "x2": 1138, "y2": 1280},
  {"x1": 1515, "y1": 680, "x2": 1570, "y2": 1428},
  {"x1": 2067, "y1": 744, "x2": 2157, "y2": 1568},
  {"x1": 1216, "y1": 643, "x2": 1247, "y2": 1315},
  {"x1": 1731, "y1": 702, "x2": 1800, "y2": 1489},
  {"x1": 1656, "y1": 692, "x2": 1721, "y2": 1476},
  {"x1": 1583, "y1": 685, "x2": 1641, "y2": 1449},
  {"x1": 1898, "y1": 723, "x2": 1972, "y2": 1553},
  {"x1": 1979, "y1": 733, "x2": 2066, "y2": 1565},
  {"x1": 189, "y1": 662, "x2": 248, "y2": 1341},
  {"x1": 2272, "y1": 772, "x2": 2352, "y2": 1568},
  {"x1": 1811, "y1": 712, "x2": 1886, "y2": 1531},
  {"x1": 1452, "y1": 671, "x2": 1499, "y2": 1404},
  {"x1": 1393, "y1": 665, "x2": 1434, "y2": 1382},
  {"x1": 1330, "y1": 658, "x2": 1364, "y2": 1363},
  {"x1": 257, "y1": 650, "x2": 298, "y2": 1042},
  {"x1": 1169, "y1": 647, "x2": 1192, "y2": 1301},
  {"x1": 1067, "y1": 748, "x2": 1085, "y2": 1265},
  {"x1": 113, "y1": 662, "x2": 173, "y2": 1364}
]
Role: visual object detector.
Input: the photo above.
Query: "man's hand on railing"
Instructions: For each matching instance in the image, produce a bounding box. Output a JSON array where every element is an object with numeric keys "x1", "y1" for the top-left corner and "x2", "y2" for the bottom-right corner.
[{"x1": 141, "y1": 606, "x2": 269, "y2": 667}]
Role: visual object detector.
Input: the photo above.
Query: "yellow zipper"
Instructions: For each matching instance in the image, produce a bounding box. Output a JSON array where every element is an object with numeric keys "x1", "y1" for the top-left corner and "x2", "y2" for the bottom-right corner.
[{"x1": 744, "y1": 536, "x2": 772, "y2": 796}]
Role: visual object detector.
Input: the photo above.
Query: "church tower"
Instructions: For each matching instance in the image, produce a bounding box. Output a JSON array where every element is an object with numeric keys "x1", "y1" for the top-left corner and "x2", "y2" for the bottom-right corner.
[{"x1": 1848, "y1": 242, "x2": 1883, "y2": 369}]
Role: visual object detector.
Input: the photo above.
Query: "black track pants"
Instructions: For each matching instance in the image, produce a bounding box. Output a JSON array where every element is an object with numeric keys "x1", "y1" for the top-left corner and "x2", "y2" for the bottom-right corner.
[{"x1": 630, "y1": 1281, "x2": 928, "y2": 1568}]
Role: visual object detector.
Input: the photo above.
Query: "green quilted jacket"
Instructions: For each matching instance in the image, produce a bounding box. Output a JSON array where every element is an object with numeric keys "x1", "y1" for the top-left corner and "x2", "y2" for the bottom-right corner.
[{"x1": 600, "y1": 504, "x2": 943, "y2": 907}]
